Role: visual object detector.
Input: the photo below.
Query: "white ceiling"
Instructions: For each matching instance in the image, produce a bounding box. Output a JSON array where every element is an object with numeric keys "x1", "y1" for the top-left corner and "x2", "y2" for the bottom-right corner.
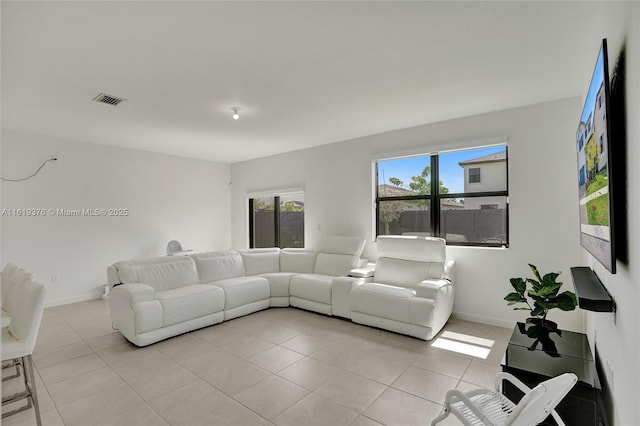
[{"x1": 1, "y1": 1, "x2": 621, "y2": 163}]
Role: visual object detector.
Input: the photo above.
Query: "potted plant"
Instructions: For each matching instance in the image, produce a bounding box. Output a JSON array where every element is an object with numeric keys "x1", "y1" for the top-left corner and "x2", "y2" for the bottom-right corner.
[{"x1": 504, "y1": 264, "x2": 578, "y2": 332}]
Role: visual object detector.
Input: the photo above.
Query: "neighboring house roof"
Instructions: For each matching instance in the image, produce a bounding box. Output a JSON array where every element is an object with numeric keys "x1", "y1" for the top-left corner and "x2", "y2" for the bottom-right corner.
[
  {"x1": 458, "y1": 151, "x2": 506, "y2": 166},
  {"x1": 378, "y1": 184, "x2": 415, "y2": 197},
  {"x1": 442, "y1": 199, "x2": 464, "y2": 209}
]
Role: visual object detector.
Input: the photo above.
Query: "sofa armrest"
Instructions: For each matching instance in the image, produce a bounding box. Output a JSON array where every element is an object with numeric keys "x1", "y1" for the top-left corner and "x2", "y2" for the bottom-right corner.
[
  {"x1": 348, "y1": 268, "x2": 374, "y2": 278},
  {"x1": 332, "y1": 276, "x2": 365, "y2": 319},
  {"x1": 415, "y1": 279, "x2": 452, "y2": 300},
  {"x1": 111, "y1": 283, "x2": 155, "y2": 305},
  {"x1": 109, "y1": 283, "x2": 162, "y2": 344},
  {"x1": 443, "y1": 259, "x2": 456, "y2": 282}
]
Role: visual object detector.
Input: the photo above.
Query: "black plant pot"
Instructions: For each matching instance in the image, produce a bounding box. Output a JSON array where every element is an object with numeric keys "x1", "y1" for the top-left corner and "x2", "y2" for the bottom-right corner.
[
  {"x1": 526, "y1": 317, "x2": 558, "y2": 332},
  {"x1": 518, "y1": 318, "x2": 562, "y2": 357}
]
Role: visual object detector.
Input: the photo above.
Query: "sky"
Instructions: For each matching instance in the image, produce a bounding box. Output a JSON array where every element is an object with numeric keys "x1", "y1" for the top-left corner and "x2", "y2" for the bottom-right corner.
[
  {"x1": 581, "y1": 42, "x2": 606, "y2": 124},
  {"x1": 377, "y1": 145, "x2": 506, "y2": 194}
]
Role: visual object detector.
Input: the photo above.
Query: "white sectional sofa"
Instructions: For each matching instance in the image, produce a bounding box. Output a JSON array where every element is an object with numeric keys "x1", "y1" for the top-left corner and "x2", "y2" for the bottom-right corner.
[
  {"x1": 107, "y1": 235, "x2": 455, "y2": 346},
  {"x1": 107, "y1": 236, "x2": 366, "y2": 346}
]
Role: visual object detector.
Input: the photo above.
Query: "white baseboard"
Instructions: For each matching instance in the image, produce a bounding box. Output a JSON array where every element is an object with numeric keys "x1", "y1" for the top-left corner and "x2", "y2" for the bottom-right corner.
[
  {"x1": 452, "y1": 311, "x2": 515, "y2": 329},
  {"x1": 44, "y1": 292, "x2": 102, "y2": 308}
]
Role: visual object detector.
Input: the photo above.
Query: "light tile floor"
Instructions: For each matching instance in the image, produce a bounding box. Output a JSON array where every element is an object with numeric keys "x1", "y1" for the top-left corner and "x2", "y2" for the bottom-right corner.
[{"x1": 1, "y1": 299, "x2": 512, "y2": 426}]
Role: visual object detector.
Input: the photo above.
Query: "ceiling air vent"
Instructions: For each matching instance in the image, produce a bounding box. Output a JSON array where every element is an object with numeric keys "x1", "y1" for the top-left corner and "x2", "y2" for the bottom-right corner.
[{"x1": 93, "y1": 93, "x2": 126, "y2": 106}]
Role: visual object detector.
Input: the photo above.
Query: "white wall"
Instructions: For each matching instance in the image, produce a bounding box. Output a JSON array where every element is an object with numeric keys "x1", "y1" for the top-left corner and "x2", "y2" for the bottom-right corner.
[
  {"x1": 583, "y1": 3, "x2": 640, "y2": 425},
  {"x1": 231, "y1": 97, "x2": 585, "y2": 331},
  {"x1": 1, "y1": 130, "x2": 231, "y2": 306}
]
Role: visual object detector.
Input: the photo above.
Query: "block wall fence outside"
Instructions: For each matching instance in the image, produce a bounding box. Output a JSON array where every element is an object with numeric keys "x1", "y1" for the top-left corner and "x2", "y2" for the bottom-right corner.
[{"x1": 0, "y1": 130, "x2": 232, "y2": 306}]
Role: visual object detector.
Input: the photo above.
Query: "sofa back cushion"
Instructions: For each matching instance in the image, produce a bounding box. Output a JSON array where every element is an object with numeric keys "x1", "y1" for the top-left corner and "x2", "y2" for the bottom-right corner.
[
  {"x1": 377, "y1": 235, "x2": 446, "y2": 263},
  {"x1": 116, "y1": 256, "x2": 199, "y2": 292},
  {"x1": 238, "y1": 248, "x2": 281, "y2": 276},
  {"x1": 280, "y1": 249, "x2": 316, "y2": 273},
  {"x1": 191, "y1": 251, "x2": 245, "y2": 283},
  {"x1": 374, "y1": 236, "x2": 446, "y2": 288},
  {"x1": 374, "y1": 257, "x2": 444, "y2": 288},
  {"x1": 314, "y1": 236, "x2": 365, "y2": 276},
  {"x1": 314, "y1": 254, "x2": 360, "y2": 277}
]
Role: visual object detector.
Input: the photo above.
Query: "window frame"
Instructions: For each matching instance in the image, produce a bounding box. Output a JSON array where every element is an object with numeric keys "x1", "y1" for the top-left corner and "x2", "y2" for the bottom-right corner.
[
  {"x1": 248, "y1": 190, "x2": 305, "y2": 249},
  {"x1": 375, "y1": 146, "x2": 509, "y2": 248}
]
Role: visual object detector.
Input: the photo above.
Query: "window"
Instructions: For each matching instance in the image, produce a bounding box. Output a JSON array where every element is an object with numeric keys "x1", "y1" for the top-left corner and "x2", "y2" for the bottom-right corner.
[
  {"x1": 376, "y1": 145, "x2": 508, "y2": 247},
  {"x1": 249, "y1": 192, "x2": 304, "y2": 248},
  {"x1": 469, "y1": 167, "x2": 481, "y2": 183}
]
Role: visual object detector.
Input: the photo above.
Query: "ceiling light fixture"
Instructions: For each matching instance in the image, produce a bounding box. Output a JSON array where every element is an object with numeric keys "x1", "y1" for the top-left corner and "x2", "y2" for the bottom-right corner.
[{"x1": 231, "y1": 107, "x2": 240, "y2": 120}]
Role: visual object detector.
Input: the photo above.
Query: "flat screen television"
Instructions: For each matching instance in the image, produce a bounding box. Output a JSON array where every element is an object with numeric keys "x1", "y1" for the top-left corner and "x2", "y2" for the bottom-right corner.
[{"x1": 575, "y1": 39, "x2": 615, "y2": 274}]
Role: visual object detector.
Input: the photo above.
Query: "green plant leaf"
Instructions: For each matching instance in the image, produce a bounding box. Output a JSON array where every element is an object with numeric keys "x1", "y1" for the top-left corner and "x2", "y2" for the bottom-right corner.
[
  {"x1": 526, "y1": 290, "x2": 547, "y2": 302},
  {"x1": 505, "y1": 292, "x2": 526, "y2": 303},
  {"x1": 505, "y1": 264, "x2": 575, "y2": 319},
  {"x1": 528, "y1": 264, "x2": 543, "y2": 282},
  {"x1": 526, "y1": 278, "x2": 542, "y2": 292},
  {"x1": 555, "y1": 291, "x2": 578, "y2": 311},
  {"x1": 531, "y1": 306, "x2": 545, "y2": 317},
  {"x1": 542, "y1": 272, "x2": 561, "y2": 286},
  {"x1": 533, "y1": 300, "x2": 553, "y2": 310},
  {"x1": 529, "y1": 283, "x2": 562, "y2": 298},
  {"x1": 509, "y1": 278, "x2": 526, "y2": 295}
]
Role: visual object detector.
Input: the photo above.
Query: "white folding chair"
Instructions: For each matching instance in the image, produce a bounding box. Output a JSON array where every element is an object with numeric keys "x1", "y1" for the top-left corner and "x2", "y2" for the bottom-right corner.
[
  {"x1": 432, "y1": 372, "x2": 577, "y2": 426},
  {"x1": 1, "y1": 276, "x2": 47, "y2": 426}
]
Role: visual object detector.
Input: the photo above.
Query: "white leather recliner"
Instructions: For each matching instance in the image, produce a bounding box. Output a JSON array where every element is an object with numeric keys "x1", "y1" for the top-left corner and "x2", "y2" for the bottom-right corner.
[{"x1": 350, "y1": 235, "x2": 455, "y2": 340}]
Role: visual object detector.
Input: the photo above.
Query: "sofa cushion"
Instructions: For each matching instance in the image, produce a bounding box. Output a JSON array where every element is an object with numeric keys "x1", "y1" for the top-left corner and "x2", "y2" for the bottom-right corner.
[
  {"x1": 238, "y1": 248, "x2": 281, "y2": 276},
  {"x1": 116, "y1": 257, "x2": 199, "y2": 292},
  {"x1": 350, "y1": 283, "x2": 434, "y2": 326},
  {"x1": 156, "y1": 284, "x2": 224, "y2": 327},
  {"x1": 280, "y1": 249, "x2": 316, "y2": 273},
  {"x1": 191, "y1": 251, "x2": 245, "y2": 283},
  {"x1": 258, "y1": 272, "x2": 296, "y2": 297},
  {"x1": 377, "y1": 235, "x2": 446, "y2": 263},
  {"x1": 313, "y1": 236, "x2": 365, "y2": 276},
  {"x1": 289, "y1": 274, "x2": 333, "y2": 304},
  {"x1": 374, "y1": 257, "x2": 444, "y2": 289},
  {"x1": 314, "y1": 253, "x2": 360, "y2": 277},
  {"x1": 211, "y1": 276, "x2": 270, "y2": 310}
]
